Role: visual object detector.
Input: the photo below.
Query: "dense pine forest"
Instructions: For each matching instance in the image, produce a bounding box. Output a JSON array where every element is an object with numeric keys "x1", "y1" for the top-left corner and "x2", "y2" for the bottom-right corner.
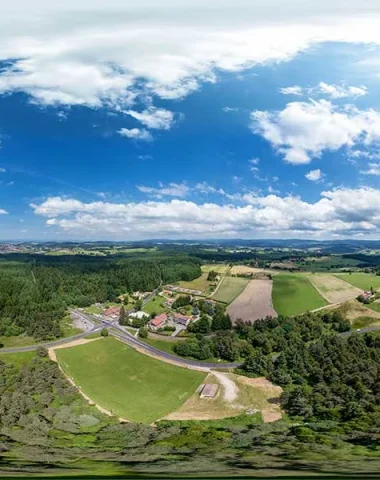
[{"x1": 0, "y1": 254, "x2": 201, "y2": 340}]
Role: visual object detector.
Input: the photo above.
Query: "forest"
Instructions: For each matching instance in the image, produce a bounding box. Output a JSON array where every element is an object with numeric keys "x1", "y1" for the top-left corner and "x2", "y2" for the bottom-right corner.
[
  {"x1": 0, "y1": 254, "x2": 201, "y2": 340},
  {"x1": 3, "y1": 319, "x2": 380, "y2": 475}
]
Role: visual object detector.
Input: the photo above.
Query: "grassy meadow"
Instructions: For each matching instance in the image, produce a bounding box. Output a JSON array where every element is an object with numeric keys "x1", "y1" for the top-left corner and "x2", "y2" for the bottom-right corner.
[
  {"x1": 56, "y1": 337, "x2": 206, "y2": 423},
  {"x1": 212, "y1": 276, "x2": 250, "y2": 304},
  {"x1": 334, "y1": 273, "x2": 380, "y2": 291},
  {"x1": 272, "y1": 273, "x2": 327, "y2": 316}
]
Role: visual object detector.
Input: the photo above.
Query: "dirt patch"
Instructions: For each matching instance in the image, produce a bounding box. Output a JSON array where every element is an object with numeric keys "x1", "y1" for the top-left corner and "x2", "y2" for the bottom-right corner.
[
  {"x1": 306, "y1": 274, "x2": 362, "y2": 304},
  {"x1": 227, "y1": 279, "x2": 277, "y2": 323},
  {"x1": 336, "y1": 299, "x2": 380, "y2": 321},
  {"x1": 212, "y1": 371, "x2": 238, "y2": 402},
  {"x1": 165, "y1": 373, "x2": 282, "y2": 423}
]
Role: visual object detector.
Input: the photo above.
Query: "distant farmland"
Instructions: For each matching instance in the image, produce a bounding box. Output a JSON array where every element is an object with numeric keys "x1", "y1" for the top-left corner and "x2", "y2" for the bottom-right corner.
[
  {"x1": 272, "y1": 273, "x2": 327, "y2": 316},
  {"x1": 213, "y1": 276, "x2": 250, "y2": 304},
  {"x1": 57, "y1": 337, "x2": 206, "y2": 424}
]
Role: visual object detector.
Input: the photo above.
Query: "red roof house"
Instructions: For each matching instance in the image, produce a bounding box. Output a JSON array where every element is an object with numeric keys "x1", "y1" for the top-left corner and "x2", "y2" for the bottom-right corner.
[
  {"x1": 104, "y1": 306, "x2": 121, "y2": 317},
  {"x1": 149, "y1": 313, "x2": 167, "y2": 330}
]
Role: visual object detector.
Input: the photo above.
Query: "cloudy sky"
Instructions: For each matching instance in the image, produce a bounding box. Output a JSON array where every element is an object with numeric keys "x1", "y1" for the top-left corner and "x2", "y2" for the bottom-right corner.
[{"x1": 1, "y1": 0, "x2": 380, "y2": 240}]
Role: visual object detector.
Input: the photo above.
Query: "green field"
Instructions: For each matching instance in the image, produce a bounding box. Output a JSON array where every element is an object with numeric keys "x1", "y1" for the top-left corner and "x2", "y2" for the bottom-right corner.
[
  {"x1": 143, "y1": 295, "x2": 168, "y2": 315},
  {"x1": 0, "y1": 350, "x2": 36, "y2": 367},
  {"x1": 272, "y1": 273, "x2": 327, "y2": 316},
  {"x1": 56, "y1": 337, "x2": 206, "y2": 423},
  {"x1": 201, "y1": 264, "x2": 230, "y2": 274},
  {"x1": 212, "y1": 276, "x2": 250, "y2": 304},
  {"x1": 177, "y1": 273, "x2": 212, "y2": 293},
  {"x1": 366, "y1": 301, "x2": 380, "y2": 314},
  {"x1": 334, "y1": 273, "x2": 380, "y2": 291}
]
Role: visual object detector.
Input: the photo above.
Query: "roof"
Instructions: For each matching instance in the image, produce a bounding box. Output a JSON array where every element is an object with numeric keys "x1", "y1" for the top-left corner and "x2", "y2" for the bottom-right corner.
[
  {"x1": 200, "y1": 384, "x2": 219, "y2": 398},
  {"x1": 104, "y1": 306, "x2": 121, "y2": 316},
  {"x1": 150, "y1": 313, "x2": 167, "y2": 327}
]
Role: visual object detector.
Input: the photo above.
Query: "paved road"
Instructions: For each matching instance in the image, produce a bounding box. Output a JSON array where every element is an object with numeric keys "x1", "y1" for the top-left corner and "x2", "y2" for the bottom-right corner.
[
  {"x1": 73, "y1": 309, "x2": 242, "y2": 369},
  {"x1": 0, "y1": 325, "x2": 102, "y2": 355}
]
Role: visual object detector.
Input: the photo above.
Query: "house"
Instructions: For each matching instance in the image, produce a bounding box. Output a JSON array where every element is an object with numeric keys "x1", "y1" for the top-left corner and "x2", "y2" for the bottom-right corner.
[
  {"x1": 149, "y1": 313, "x2": 168, "y2": 331},
  {"x1": 129, "y1": 311, "x2": 150, "y2": 320},
  {"x1": 173, "y1": 313, "x2": 192, "y2": 327},
  {"x1": 359, "y1": 291, "x2": 373, "y2": 302},
  {"x1": 104, "y1": 306, "x2": 121, "y2": 318}
]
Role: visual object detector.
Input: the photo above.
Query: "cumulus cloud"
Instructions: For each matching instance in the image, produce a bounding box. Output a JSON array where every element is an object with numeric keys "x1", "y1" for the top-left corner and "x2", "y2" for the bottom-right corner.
[
  {"x1": 251, "y1": 100, "x2": 380, "y2": 164},
  {"x1": 118, "y1": 128, "x2": 153, "y2": 141},
  {"x1": 137, "y1": 182, "x2": 190, "y2": 198},
  {"x1": 360, "y1": 162, "x2": 380, "y2": 175},
  {"x1": 124, "y1": 107, "x2": 175, "y2": 130},
  {"x1": 1, "y1": 1, "x2": 380, "y2": 111},
  {"x1": 30, "y1": 186, "x2": 380, "y2": 239},
  {"x1": 0, "y1": 208, "x2": 8, "y2": 214},
  {"x1": 305, "y1": 169, "x2": 323, "y2": 181}
]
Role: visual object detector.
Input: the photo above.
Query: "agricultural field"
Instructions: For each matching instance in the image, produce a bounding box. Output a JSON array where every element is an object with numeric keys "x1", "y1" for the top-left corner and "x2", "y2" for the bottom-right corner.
[
  {"x1": 177, "y1": 273, "x2": 214, "y2": 294},
  {"x1": 229, "y1": 265, "x2": 265, "y2": 276},
  {"x1": 272, "y1": 273, "x2": 327, "y2": 316},
  {"x1": 227, "y1": 279, "x2": 277, "y2": 323},
  {"x1": 56, "y1": 337, "x2": 206, "y2": 423},
  {"x1": 335, "y1": 299, "x2": 380, "y2": 322},
  {"x1": 212, "y1": 276, "x2": 251, "y2": 304},
  {"x1": 334, "y1": 273, "x2": 380, "y2": 292},
  {"x1": 294, "y1": 255, "x2": 362, "y2": 271},
  {"x1": 201, "y1": 264, "x2": 230, "y2": 274},
  {"x1": 306, "y1": 273, "x2": 362, "y2": 303}
]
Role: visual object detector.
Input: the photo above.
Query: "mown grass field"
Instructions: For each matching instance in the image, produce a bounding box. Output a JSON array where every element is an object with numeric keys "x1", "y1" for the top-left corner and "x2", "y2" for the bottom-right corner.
[
  {"x1": 201, "y1": 264, "x2": 230, "y2": 274},
  {"x1": 177, "y1": 273, "x2": 212, "y2": 293},
  {"x1": 56, "y1": 337, "x2": 206, "y2": 423},
  {"x1": 143, "y1": 295, "x2": 168, "y2": 315},
  {"x1": 272, "y1": 273, "x2": 327, "y2": 316},
  {"x1": 334, "y1": 273, "x2": 380, "y2": 292},
  {"x1": 213, "y1": 276, "x2": 250, "y2": 304},
  {"x1": 0, "y1": 350, "x2": 36, "y2": 367}
]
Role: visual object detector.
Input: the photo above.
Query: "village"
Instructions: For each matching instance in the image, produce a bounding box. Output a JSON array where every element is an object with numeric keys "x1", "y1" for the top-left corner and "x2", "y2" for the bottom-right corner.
[{"x1": 92, "y1": 287, "x2": 217, "y2": 337}]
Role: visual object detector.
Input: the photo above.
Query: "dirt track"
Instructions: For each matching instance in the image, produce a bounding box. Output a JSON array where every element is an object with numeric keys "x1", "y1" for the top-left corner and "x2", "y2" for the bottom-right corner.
[{"x1": 227, "y1": 279, "x2": 277, "y2": 323}]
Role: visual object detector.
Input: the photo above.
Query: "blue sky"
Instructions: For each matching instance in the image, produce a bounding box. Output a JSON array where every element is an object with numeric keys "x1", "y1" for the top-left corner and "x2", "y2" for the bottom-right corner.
[{"x1": 1, "y1": 1, "x2": 380, "y2": 240}]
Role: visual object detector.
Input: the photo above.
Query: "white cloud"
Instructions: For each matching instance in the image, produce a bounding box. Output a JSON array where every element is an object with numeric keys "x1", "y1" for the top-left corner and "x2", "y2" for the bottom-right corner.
[
  {"x1": 124, "y1": 107, "x2": 175, "y2": 130},
  {"x1": 251, "y1": 100, "x2": 380, "y2": 164},
  {"x1": 280, "y1": 86, "x2": 303, "y2": 96},
  {"x1": 0, "y1": 208, "x2": 8, "y2": 214},
  {"x1": 1, "y1": 2, "x2": 380, "y2": 111},
  {"x1": 118, "y1": 128, "x2": 153, "y2": 141},
  {"x1": 195, "y1": 182, "x2": 226, "y2": 195},
  {"x1": 223, "y1": 107, "x2": 239, "y2": 112},
  {"x1": 137, "y1": 182, "x2": 190, "y2": 198},
  {"x1": 318, "y1": 82, "x2": 368, "y2": 99},
  {"x1": 31, "y1": 186, "x2": 380, "y2": 239},
  {"x1": 305, "y1": 169, "x2": 323, "y2": 181},
  {"x1": 281, "y1": 83, "x2": 368, "y2": 99},
  {"x1": 0, "y1": 168, "x2": 6, "y2": 173},
  {"x1": 360, "y1": 162, "x2": 380, "y2": 175}
]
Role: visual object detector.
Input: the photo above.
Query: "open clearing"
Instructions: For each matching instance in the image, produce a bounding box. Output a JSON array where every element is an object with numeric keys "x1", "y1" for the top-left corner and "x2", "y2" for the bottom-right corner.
[
  {"x1": 227, "y1": 279, "x2": 277, "y2": 322},
  {"x1": 143, "y1": 294, "x2": 168, "y2": 315},
  {"x1": 165, "y1": 372, "x2": 282, "y2": 423},
  {"x1": 213, "y1": 276, "x2": 251, "y2": 304},
  {"x1": 306, "y1": 273, "x2": 362, "y2": 303},
  {"x1": 272, "y1": 273, "x2": 327, "y2": 316},
  {"x1": 177, "y1": 273, "x2": 212, "y2": 293},
  {"x1": 56, "y1": 337, "x2": 206, "y2": 424},
  {"x1": 201, "y1": 264, "x2": 230, "y2": 274},
  {"x1": 230, "y1": 265, "x2": 265, "y2": 276},
  {"x1": 334, "y1": 273, "x2": 380, "y2": 292},
  {"x1": 335, "y1": 299, "x2": 380, "y2": 322}
]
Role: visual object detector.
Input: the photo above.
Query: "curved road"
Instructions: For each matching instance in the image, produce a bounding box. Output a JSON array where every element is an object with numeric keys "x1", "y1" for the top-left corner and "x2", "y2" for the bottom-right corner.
[{"x1": 2, "y1": 308, "x2": 380, "y2": 369}]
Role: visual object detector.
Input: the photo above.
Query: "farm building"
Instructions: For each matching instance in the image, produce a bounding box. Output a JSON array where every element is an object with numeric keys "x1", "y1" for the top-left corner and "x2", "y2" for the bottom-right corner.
[
  {"x1": 149, "y1": 313, "x2": 168, "y2": 331},
  {"x1": 359, "y1": 291, "x2": 374, "y2": 302},
  {"x1": 199, "y1": 384, "x2": 219, "y2": 398},
  {"x1": 104, "y1": 306, "x2": 121, "y2": 318}
]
